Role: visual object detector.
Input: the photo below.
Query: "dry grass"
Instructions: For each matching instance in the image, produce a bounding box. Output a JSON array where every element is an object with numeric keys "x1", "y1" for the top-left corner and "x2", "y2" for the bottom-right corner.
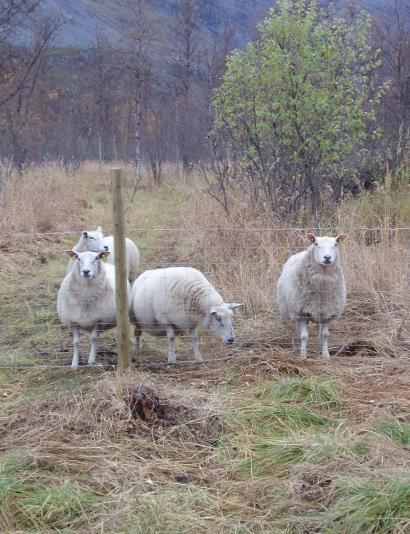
[{"x1": 0, "y1": 162, "x2": 409, "y2": 532}]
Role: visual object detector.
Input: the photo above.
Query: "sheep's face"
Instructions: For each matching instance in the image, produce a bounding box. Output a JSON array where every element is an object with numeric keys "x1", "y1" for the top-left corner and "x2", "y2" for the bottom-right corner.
[
  {"x1": 307, "y1": 234, "x2": 348, "y2": 266},
  {"x1": 81, "y1": 226, "x2": 106, "y2": 253},
  {"x1": 207, "y1": 303, "x2": 243, "y2": 344},
  {"x1": 66, "y1": 250, "x2": 110, "y2": 279}
]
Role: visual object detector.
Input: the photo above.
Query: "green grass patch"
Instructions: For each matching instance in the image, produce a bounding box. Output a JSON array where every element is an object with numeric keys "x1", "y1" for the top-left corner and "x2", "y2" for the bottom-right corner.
[
  {"x1": 238, "y1": 430, "x2": 372, "y2": 478},
  {"x1": 0, "y1": 453, "x2": 101, "y2": 530},
  {"x1": 221, "y1": 377, "x2": 373, "y2": 482},
  {"x1": 230, "y1": 404, "x2": 330, "y2": 435},
  {"x1": 377, "y1": 419, "x2": 410, "y2": 447},
  {"x1": 16, "y1": 481, "x2": 100, "y2": 530},
  {"x1": 315, "y1": 475, "x2": 410, "y2": 533},
  {"x1": 257, "y1": 376, "x2": 344, "y2": 411}
]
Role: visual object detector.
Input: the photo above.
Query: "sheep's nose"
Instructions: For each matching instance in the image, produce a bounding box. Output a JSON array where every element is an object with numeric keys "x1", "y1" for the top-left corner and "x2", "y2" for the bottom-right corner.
[
  {"x1": 227, "y1": 337, "x2": 234, "y2": 344},
  {"x1": 82, "y1": 270, "x2": 91, "y2": 276},
  {"x1": 323, "y1": 255, "x2": 331, "y2": 263}
]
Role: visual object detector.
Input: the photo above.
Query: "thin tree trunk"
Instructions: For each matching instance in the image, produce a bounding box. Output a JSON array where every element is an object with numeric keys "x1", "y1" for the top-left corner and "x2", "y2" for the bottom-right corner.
[
  {"x1": 0, "y1": 161, "x2": 5, "y2": 204},
  {"x1": 134, "y1": 83, "x2": 142, "y2": 183},
  {"x1": 98, "y1": 133, "x2": 102, "y2": 163},
  {"x1": 113, "y1": 131, "x2": 118, "y2": 160},
  {"x1": 175, "y1": 89, "x2": 180, "y2": 176}
]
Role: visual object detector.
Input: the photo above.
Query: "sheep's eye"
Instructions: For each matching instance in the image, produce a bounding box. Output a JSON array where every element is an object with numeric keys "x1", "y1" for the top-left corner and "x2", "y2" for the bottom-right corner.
[
  {"x1": 335, "y1": 243, "x2": 338, "y2": 247},
  {"x1": 89, "y1": 236, "x2": 94, "y2": 240},
  {"x1": 314, "y1": 242, "x2": 318, "y2": 246},
  {"x1": 216, "y1": 316, "x2": 222, "y2": 322}
]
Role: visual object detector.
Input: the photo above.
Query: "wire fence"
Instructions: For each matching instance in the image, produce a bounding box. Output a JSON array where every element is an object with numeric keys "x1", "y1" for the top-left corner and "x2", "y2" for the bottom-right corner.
[{"x1": 1, "y1": 226, "x2": 409, "y2": 370}]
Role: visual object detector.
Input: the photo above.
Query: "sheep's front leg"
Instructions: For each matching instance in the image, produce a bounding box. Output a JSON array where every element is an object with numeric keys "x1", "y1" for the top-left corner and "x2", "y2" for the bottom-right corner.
[
  {"x1": 72, "y1": 327, "x2": 80, "y2": 369},
  {"x1": 299, "y1": 320, "x2": 308, "y2": 360},
  {"x1": 190, "y1": 329, "x2": 203, "y2": 361},
  {"x1": 166, "y1": 326, "x2": 176, "y2": 364},
  {"x1": 88, "y1": 326, "x2": 99, "y2": 365},
  {"x1": 321, "y1": 323, "x2": 330, "y2": 360}
]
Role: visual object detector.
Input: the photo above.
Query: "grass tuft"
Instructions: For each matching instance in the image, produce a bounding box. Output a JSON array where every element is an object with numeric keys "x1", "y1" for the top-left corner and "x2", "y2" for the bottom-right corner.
[
  {"x1": 258, "y1": 376, "x2": 344, "y2": 411},
  {"x1": 238, "y1": 430, "x2": 372, "y2": 478},
  {"x1": 377, "y1": 419, "x2": 410, "y2": 447},
  {"x1": 316, "y1": 475, "x2": 410, "y2": 533},
  {"x1": 16, "y1": 481, "x2": 100, "y2": 529}
]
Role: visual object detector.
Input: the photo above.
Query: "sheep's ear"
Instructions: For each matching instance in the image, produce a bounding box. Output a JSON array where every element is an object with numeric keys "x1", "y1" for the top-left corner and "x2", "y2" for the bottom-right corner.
[
  {"x1": 228, "y1": 303, "x2": 243, "y2": 311},
  {"x1": 98, "y1": 250, "x2": 110, "y2": 260},
  {"x1": 336, "y1": 234, "x2": 348, "y2": 243},
  {"x1": 96, "y1": 226, "x2": 102, "y2": 232},
  {"x1": 306, "y1": 233, "x2": 316, "y2": 243},
  {"x1": 82, "y1": 231, "x2": 88, "y2": 238},
  {"x1": 66, "y1": 250, "x2": 78, "y2": 258}
]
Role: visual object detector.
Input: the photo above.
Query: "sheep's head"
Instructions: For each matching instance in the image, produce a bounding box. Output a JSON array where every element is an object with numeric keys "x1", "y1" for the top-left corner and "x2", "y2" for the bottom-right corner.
[
  {"x1": 206, "y1": 302, "x2": 243, "y2": 344},
  {"x1": 81, "y1": 226, "x2": 106, "y2": 252},
  {"x1": 66, "y1": 249, "x2": 110, "y2": 279},
  {"x1": 306, "y1": 233, "x2": 348, "y2": 266}
]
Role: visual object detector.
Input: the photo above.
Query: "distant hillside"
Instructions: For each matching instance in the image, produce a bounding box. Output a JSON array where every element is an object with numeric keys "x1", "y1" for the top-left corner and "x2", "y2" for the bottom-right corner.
[{"x1": 39, "y1": 0, "x2": 274, "y2": 48}]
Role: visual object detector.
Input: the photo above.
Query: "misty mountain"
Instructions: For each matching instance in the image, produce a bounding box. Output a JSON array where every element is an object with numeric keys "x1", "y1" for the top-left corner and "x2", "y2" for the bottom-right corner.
[{"x1": 39, "y1": 0, "x2": 274, "y2": 48}]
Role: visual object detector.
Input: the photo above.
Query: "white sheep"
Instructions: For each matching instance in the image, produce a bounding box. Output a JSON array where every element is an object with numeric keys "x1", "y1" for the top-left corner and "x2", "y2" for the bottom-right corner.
[
  {"x1": 68, "y1": 226, "x2": 140, "y2": 282},
  {"x1": 58, "y1": 249, "x2": 130, "y2": 368},
  {"x1": 130, "y1": 266, "x2": 243, "y2": 363},
  {"x1": 277, "y1": 233, "x2": 348, "y2": 360}
]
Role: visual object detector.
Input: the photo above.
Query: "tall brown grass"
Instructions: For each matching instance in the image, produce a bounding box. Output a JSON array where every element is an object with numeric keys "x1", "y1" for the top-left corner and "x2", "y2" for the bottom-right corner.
[{"x1": 1, "y1": 162, "x2": 409, "y2": 359}]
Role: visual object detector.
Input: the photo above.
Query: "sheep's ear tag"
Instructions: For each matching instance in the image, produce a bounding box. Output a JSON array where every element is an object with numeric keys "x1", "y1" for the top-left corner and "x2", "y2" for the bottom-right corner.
[
  {"x1": 98, "y1": 250, "x2": 110, "y2": 260},
  {"x1": 306, "y1": 233, "x2": 316, "y2": 243},
  {"x1": 336, "y1": 234, "x2": 348, "y2": 242},
  {"x1": 66, "y1": 250, "x2": 78, "y2": 258}
]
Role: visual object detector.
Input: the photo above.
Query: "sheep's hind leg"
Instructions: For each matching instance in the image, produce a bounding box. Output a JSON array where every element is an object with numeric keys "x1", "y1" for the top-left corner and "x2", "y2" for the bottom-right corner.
[
  {"x1": 88, "y1": 326, "x2": 99, "y2": 365},
  {"x1": 298, "y1": 320, "x2": 308, "y2": 360},
  {"x1": 321, "y1": 323, "x2": 330, "y2": 360},
  {"x1": 166, "y1": 326, "x2": 176, "y2": 364},
  {"x1": 190, "y1": 329, "x2": 203, "y2": 362},
  {"x1": 72, "y1": 327, "x2": 80, "y2": 369},
  {"x1": 133, "y1": 323, "x2": 142, "y2": 353}
]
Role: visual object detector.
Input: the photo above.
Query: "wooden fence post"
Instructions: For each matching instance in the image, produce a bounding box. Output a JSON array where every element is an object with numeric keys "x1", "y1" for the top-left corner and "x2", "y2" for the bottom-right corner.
[{"x1": 112, "y1": 167, "x2": 130, "y2": 370}]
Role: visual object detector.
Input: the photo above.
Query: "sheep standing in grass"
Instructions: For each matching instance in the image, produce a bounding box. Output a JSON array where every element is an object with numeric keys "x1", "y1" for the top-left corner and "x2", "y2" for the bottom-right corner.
[
  {"x1": 68, "y1": 226, "x2": 140, "y2": 282},
  {"x1": 130, "y1": 267, "x2": 242, "y2": 363},
  {"x1": 277, "y1": 233, "x2": 348, "y2": 360},
  {"x1": 58, "y1": 250, "x2": 130, "y2": 368}
]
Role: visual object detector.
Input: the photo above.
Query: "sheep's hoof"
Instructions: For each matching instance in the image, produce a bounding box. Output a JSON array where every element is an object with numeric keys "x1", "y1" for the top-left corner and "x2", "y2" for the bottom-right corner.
[{"x1": 291, "y1": 354, "x2": 306, "y2": 361}]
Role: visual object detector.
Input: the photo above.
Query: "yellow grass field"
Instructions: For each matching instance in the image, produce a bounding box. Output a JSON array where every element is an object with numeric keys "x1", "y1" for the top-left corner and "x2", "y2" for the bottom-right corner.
[{"x1": 0, "y1": 162, "x2": 409, "y2": 532}]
